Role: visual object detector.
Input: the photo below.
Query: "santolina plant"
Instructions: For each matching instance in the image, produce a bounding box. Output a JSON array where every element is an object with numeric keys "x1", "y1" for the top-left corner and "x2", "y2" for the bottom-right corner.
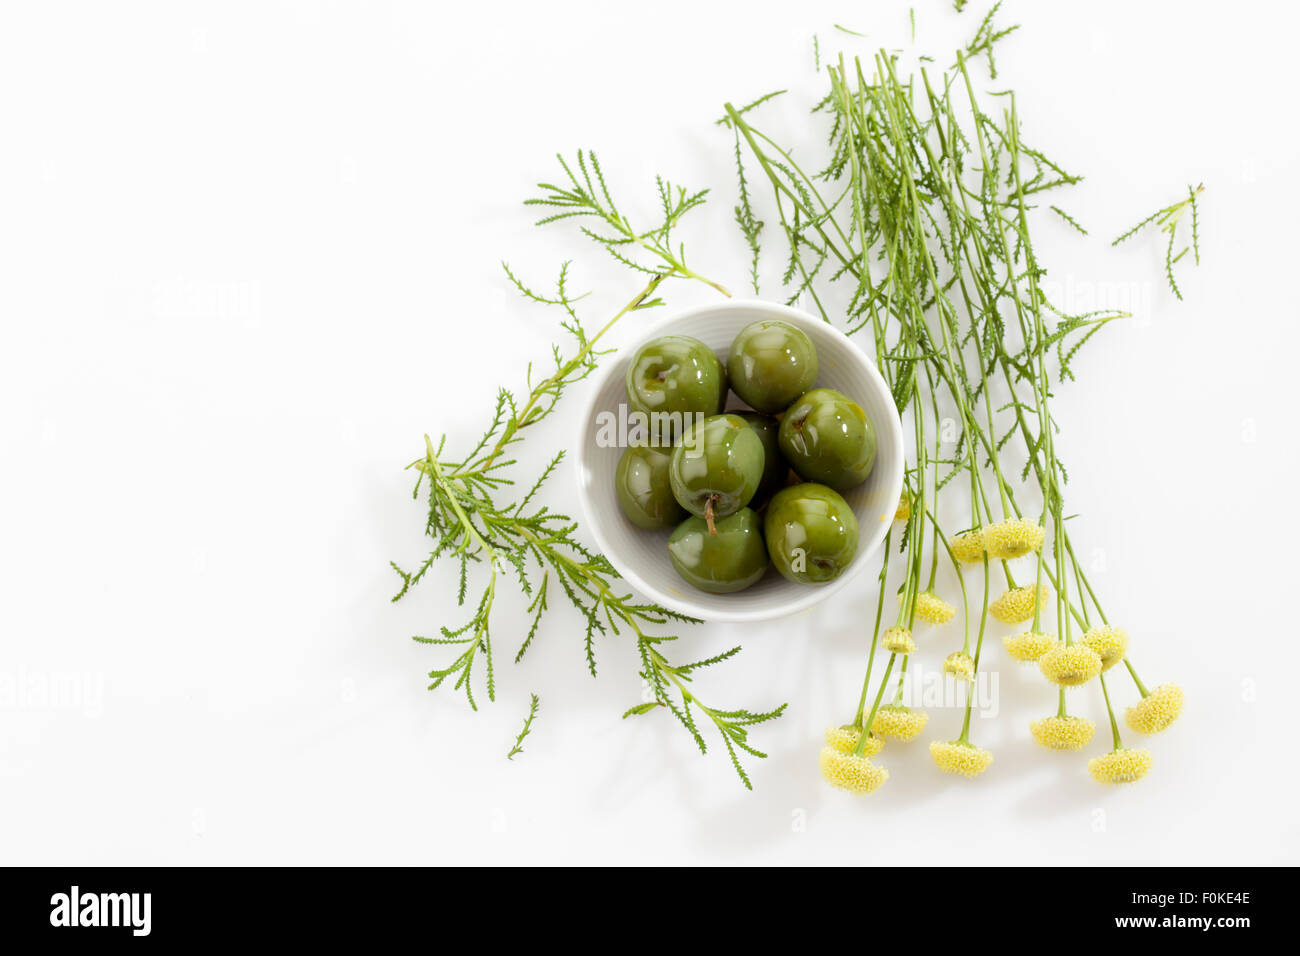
[
  {"x1": 393, "y1": 6, "x2": 1191, "y2": 788},
  {"x1": 722, "y1": 12, "x2": 1189, "y2": 791}
]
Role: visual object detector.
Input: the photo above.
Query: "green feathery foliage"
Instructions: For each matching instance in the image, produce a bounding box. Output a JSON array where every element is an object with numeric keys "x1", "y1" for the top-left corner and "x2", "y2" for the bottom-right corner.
[
  {"x1": 393, "y1": 154, "x2": 784, "y2": 788},
  {"x1": 1050, "y1": 206, "x2": 1089, "y2": 236},
  {"x1": 719, "y1": 13, "x2": 1183, "y2": 759},
  {"x1": 733, "y1": 130, "x2": 766, "y2": 294},
  {"x1": 1112, "y1": 183, "x2": 1204, "y2": 300},
  {"x1": 962, "y1": 1, "x2": 1019, "y2": 78},
  {"x1": 507, "y1": 693, "x2": 540, "y2": 760},
  {"x1": 525, "y1": 150, "x2": 729, "y2": 296}
]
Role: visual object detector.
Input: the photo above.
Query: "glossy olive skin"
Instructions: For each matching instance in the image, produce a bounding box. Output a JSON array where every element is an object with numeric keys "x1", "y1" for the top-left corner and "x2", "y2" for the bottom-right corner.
[
  {"x1": 778, "y1": 388, "x2": 877, "y2": 490},
  {"x1": 669, "y1": 414, "x2": 764, "y2": 521},
  {"x1": 625, "y1": 335, "x2": 726, "y2": 442},
  {"x1": 667, "y1": 508, "x2": 769, "y2": 594},
  {"x1": 726, "y1": 319, "x2": 819, "y2": 414},
  {"x1": 764, "y1": 483, "x2": 859, "y2": 584},
  {"x1": 615, "y1": 444, "x2": 687, "y2": 530},
  {"x1": 735, "y1": 412, "x2": 787, "y2": 510}
]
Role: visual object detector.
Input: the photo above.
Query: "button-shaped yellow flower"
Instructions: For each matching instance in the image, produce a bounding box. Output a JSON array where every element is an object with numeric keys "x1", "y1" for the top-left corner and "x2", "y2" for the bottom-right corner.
[
  {"x1": 902, "y1": 590, "x2": 957, "y2": 624},
  {"x1": 823, "y1": 725, "x2": 885, "y2": 756},
  {"x1": 950, "y1": 529, "x2": 986, "y2": 563},
  {"x1": 1038, "y1": 643, "x2": 1103, "y2": 686},
  {"x1": 1080, "y1": 625, "x2": 1129, "y2": 671},
  {"x1": 870, "y1": 704, "x2": 929, "y2": 741},
  {"x1": 943, "y1": 651, "x2": 975, "y2": 680},
  {"x1": 989, "y1": 584, "x2": 1050, "y2": 624},
  {"x1": 982, "y1": 518, "x2": 1045, "y2": 560},
  {"x1": 1029, "y1": 715, "x2": 1095, "y2": 751},
  {"x1": 894, "y1": 494, "x2": 911, "y2": 522},
  {"x1": 1124, "y1": 683, "x2": 1184, "y2": 734},
  {"x1": 1003, "y1": 630, "x2": 1058, "y2": 662},
  {"x1": 882, "y1": 626, "x2": 916, "y2": 654},
  {"x1": 819, "y1": 747, "x2": 888, "y2": 793},
  {"x1": 930, "y1": 740, "x2": 994, "y2": 778},
  {"x1": 1088, "y1": 748, "x2": 1153, "y2": 784}
]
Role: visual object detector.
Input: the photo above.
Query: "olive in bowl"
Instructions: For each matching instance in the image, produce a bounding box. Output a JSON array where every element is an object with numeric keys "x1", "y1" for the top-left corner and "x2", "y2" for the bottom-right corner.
[
  {"x1": 669, "y1": 413, "x2": 764, "y2": 532},
  {"x1": 615, "y1": 444, "x2": 687, "y2": 530},
  {"x1": 726, "y1": 319, "x2": 819, "y2": 414},
  {"x1": 625, "y1": 335, "x2": 726, "y2": 442},
  {"x1": 667, "y1": 508, "x2": 769, "y2": 594},
  {"x1": 778, "y1": 388, "x2": 877, "y2": 491},
  {"x1": 764, "y1": 483, "x2": 859, "y2": 584}
]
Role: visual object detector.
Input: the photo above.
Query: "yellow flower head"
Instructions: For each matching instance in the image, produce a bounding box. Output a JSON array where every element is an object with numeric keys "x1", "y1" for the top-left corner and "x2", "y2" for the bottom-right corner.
[
  {"x1": 882, "y1": 626, "x2": 916, "y2": 654},
  {"x1": 943, "y1": 651, "x2": 975, "y2": 680},
  {"x1": 990, "y1": 585, "x2": 1050, "y2": 624},
  {"x1": 903, "y1": 590, "x2": 957, "y2": 624},
  {"x1": 1038, "y1": 643, "x2": 1103, "y2": 687},
  {"x1": 870, "y1": 704, "x2": 929, "y2": 741},
  {"x1": 819, "y1": 746, "x2": 889, "y2": 793},
  {"x1": 895, "y1": 494, "x2": 911, "y2": 522},
  {"x1": 1088, "y1": 748, "x2": 1153, "y2": 785},
  {"x1": 950, "y1": 529, "x2": 986, "y2": 563},
  {"x1": 930, "y1": 740, "x2": 994, "y2": 778},
  {"x1": 1124, "y1": 683, "x2": 1184, "y2": 735},
  {"x1": 1029, "y1": 715, "x2": 1096, "y2": 751},
  {"x1": 823, "y1": 725, "x2": 885, "y2": 756},
  {"x1": 1080, "y1": 625, "x2": 1129, "y2": 671},
  {"x1": 982, "y1": 518, "x2": 1046, "y2": 560},
  {"x1": 1003, "y1": 630, "x2": 1058, "y2": 663}
]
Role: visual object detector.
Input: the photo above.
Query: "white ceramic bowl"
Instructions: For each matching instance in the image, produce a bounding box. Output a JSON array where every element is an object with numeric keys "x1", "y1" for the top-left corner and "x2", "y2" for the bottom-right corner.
[{"x1": 575, "y1": 299, "x2": 904, "y2": 622}]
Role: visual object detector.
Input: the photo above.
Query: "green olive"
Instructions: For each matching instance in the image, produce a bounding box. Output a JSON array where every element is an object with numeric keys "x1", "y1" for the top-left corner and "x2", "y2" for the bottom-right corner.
[
  {"x1": 764, "y1": 483, "x2": 859, "y2": 584},
  {"x1": 726, "y1": 319, "x2": 819, "y2": 414},
  {"x1": 615, "y1": 444, "x2": 687, "y2": 530},
  {"x1": 669, "y1": 413, "x2": 764, "y2": 529},
  {"x1": 778, "y1": 388, "x2": 877, "y2": 490},
  {"x1": 667, "y1": 508, "x2": 768, "y2": 593},
  {"x1": 625, "y1": 335, "x2": 726, "y2": 443},
  {"x1": 735, "y1": 412, "x2": 787, "y2": 510}
]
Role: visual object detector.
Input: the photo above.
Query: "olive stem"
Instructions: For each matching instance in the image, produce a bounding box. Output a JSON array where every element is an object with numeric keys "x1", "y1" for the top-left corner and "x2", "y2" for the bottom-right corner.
[{"x1": 704, "y1": 495, "x2": 718, "y2": 536}]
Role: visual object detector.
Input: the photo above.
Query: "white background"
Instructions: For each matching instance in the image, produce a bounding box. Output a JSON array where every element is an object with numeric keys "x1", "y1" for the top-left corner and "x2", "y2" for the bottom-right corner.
[{"x1": 2, "y1": 0, "x2": 1297, "y2": 865}]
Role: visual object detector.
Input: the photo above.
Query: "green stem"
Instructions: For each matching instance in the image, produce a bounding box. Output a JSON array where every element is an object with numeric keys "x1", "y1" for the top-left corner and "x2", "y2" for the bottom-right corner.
[
  {"x1": 853, "y1": 528, "x2": 893, "y2": 726},
  {"x1": 1098, "y1": 672, "x2": 1124, "y2": 751},
  {"x1": 854, "y1": 655, "x2": 897, "y2": 757}
]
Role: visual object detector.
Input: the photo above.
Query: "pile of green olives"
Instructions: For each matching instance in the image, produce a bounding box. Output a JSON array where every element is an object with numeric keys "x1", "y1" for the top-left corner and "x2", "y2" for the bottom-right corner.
[{"x1": 614, "y1": 318, "x2": 877, "y2": 595}]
